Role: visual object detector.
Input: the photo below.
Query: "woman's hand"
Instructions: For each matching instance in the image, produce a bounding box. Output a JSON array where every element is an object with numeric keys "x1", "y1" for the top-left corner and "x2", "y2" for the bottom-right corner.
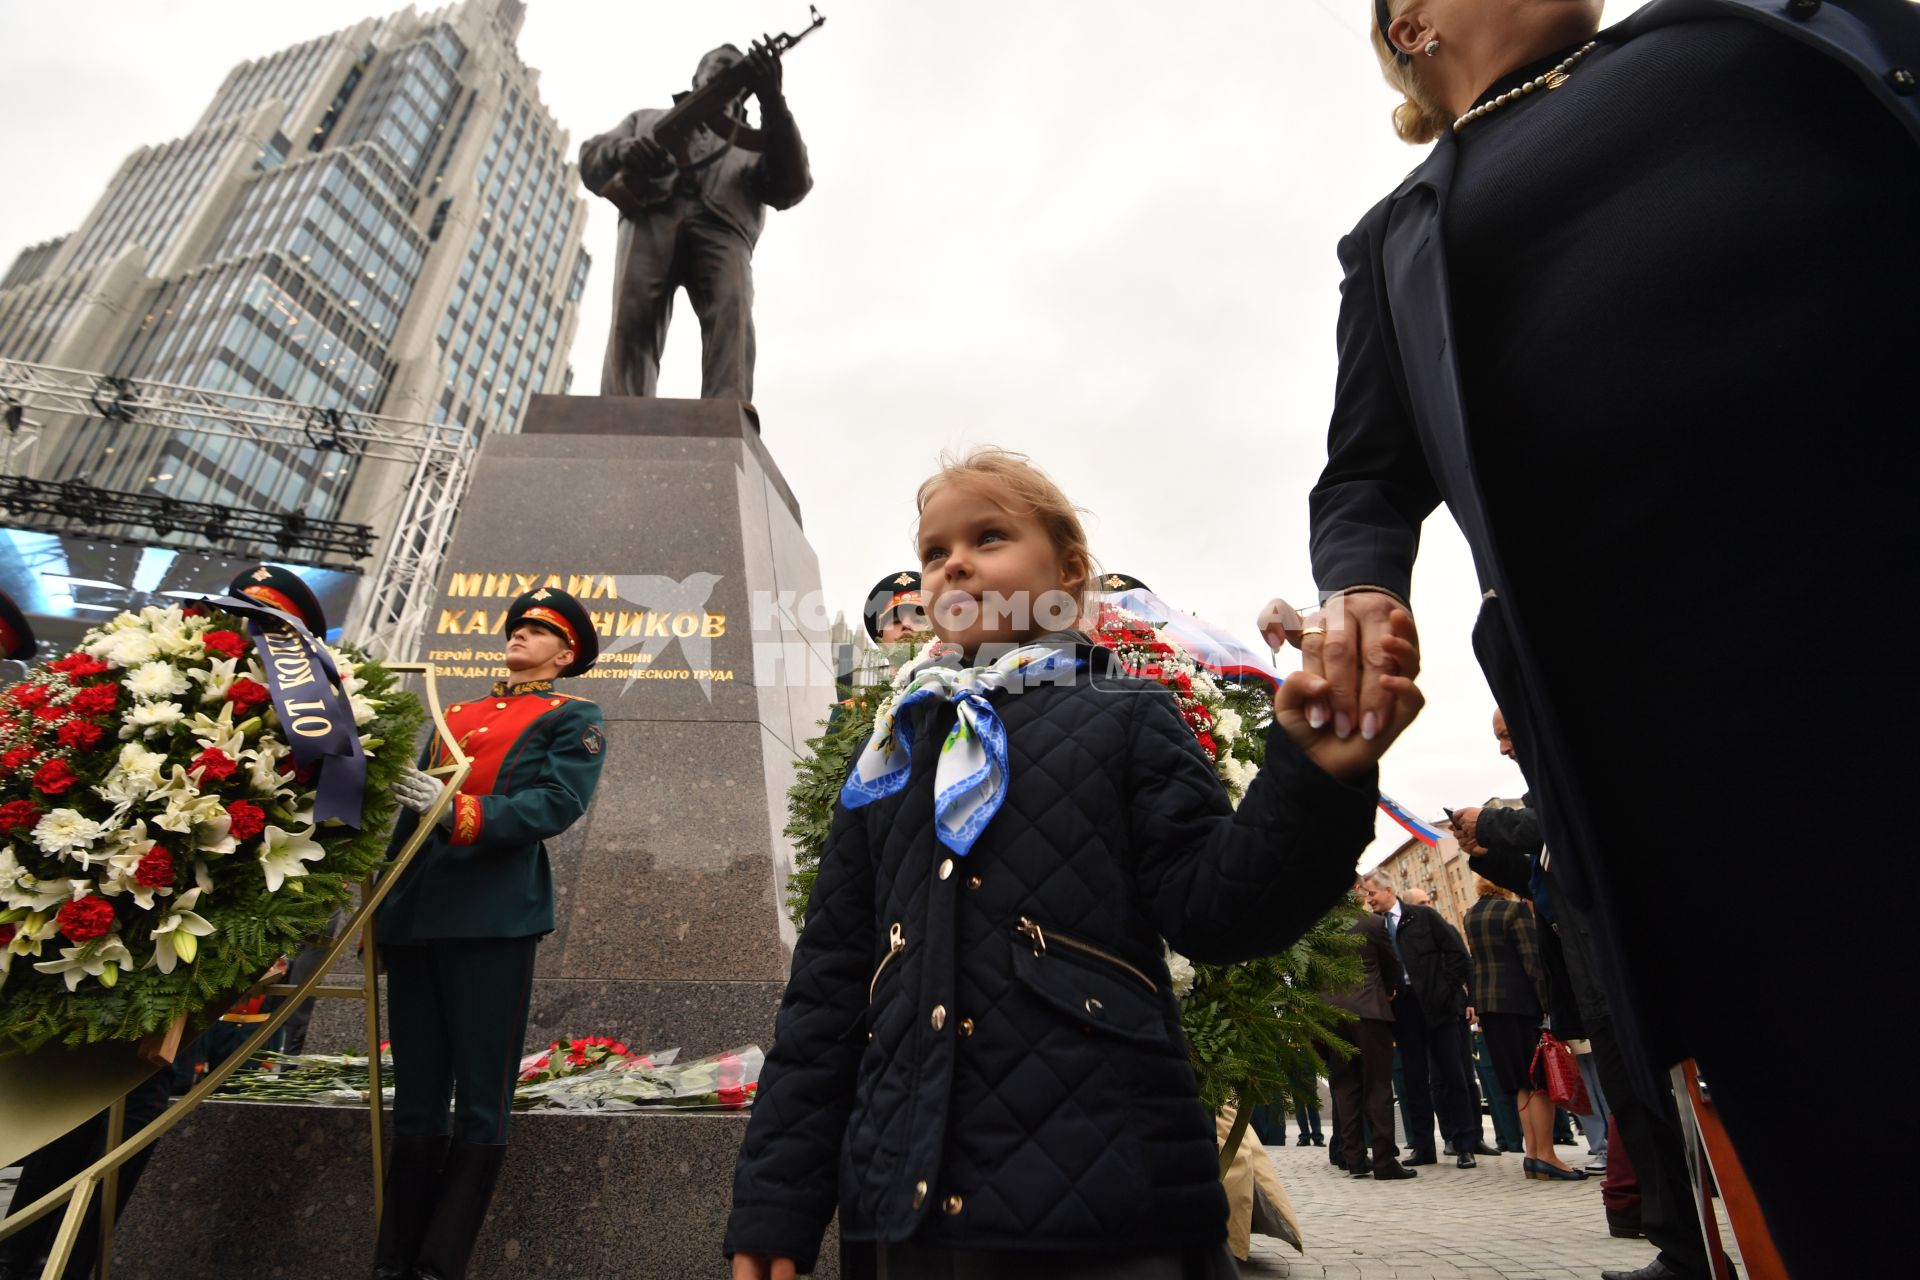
[
  {"x1": 731, "y1": 1253, "x2": 797, "y2": 1280},
  {"x1": 1270, "y1": 607, "x2": 1424, "y2": 781},
  {"x1": 1260, "y1": 590, "x2": 1420, "y2": 742}
]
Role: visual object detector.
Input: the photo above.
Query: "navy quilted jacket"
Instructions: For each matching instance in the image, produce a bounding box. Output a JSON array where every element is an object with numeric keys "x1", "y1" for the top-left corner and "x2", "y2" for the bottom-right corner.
[{"x1": 724, "y1": 642, "x2": 1378, "y2": 1270}]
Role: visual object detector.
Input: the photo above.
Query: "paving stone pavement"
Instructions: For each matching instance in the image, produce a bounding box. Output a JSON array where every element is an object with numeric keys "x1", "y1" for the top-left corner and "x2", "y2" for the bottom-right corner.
[{"x1": 1241, "y1": 1141, "x2": 1744, "y2": 1279}]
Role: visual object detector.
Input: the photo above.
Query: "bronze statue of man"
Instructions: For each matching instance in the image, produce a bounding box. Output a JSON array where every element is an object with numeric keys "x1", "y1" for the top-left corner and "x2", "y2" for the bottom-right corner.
[{"x1": 580, "y1": 41, "x2": 812, "y2": 402}]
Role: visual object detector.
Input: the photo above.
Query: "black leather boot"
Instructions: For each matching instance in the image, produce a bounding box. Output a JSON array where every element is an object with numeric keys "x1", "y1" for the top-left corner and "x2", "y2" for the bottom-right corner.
[
  {"x1": 372, "y1": 1133, "x2": 449, "y2": 1280},
  {"x1": 412, "y1": 1141, "x2": 507, "y2": 1280}
]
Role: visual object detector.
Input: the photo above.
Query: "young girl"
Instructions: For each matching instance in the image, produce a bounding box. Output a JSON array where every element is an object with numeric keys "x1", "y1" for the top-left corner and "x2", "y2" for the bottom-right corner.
[{"x1": 726, "y1": 449, "x2": 1420, "y2": 1279}]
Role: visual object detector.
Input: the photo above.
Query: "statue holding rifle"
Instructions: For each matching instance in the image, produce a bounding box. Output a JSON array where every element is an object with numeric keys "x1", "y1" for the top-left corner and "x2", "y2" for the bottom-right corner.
[{"x1": 579, "y1": 9, "x2": 824, "y2": 403}]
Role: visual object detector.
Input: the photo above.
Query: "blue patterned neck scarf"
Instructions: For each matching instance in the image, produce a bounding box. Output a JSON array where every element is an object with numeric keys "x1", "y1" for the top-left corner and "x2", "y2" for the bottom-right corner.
[{"x1": 840, "y1": 642, "x2": 1083, "y2": 855}]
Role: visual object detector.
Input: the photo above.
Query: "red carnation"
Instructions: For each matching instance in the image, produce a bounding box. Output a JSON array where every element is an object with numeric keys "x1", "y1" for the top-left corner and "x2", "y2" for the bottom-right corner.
[
  {"x1": 33, "y1": 702, "x2": 68, "y2": 724},
  {"x1": 191, "y1": 748, "x2": 238, "y2": 782},
  {"x1": 1, "y1": 745, "x2": 37, "y2": 771},
  {"x1": 226, "y1": 799, "x2": 266, "y2": 841},
  {"x1": 57, "y1": 896, "x2": 116, "y2": 943},
  {"x1": 227, "y1": 678, "x2": 271, "y2": 715},
  {"x1": 33, "y1": 759, "x2": 78, "y2": 796},
  {"x1": 1196, "y1": 732, "x2": 1219, "y2": 756},
  {"x1": 49, "y1": 653, "x2": 109, "y2": 679},
  {"x1": 9, "y1": 683, "x2": 51, "y2": 709},
  {"x1": 135, "y1": 846, "x2": 176, "y2": 889},
  {"x1": 57, "y1": 720, "x2": 105, "y2": 750},
  {"x1": 202, "y1": 630, "x2": 248, "y2": 660},
  {"x1": 0, "y1": 799, "x2": 41, "y2": 834},
  {"x1": 181, "y1": 605, "x2": 206, "y2": 618},
  {"x1": 0, "y1": 923, "x2": 15, "y2": 947},
  {"x1": 70, "y1": 684, "x2": 119, "y2": 716}
]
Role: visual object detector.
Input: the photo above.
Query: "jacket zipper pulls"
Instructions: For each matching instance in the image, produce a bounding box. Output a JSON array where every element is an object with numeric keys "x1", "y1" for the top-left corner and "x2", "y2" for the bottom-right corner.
[
  {"x1": 869, "y1": 922, "x2": 906, "y2": 1000},
  {"x1": 1015, "y1": 917, "x2": 1158, "y2": 994}
]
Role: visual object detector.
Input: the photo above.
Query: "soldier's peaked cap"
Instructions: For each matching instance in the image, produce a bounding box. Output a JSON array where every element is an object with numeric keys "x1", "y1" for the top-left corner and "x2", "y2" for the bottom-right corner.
[
  {"x1": 1096, "y1": 573, "x2": 1152, "y2": 594},
  {"x1": 0, "y1": 587, "x2": 37, "y2": 661},
  {"x1": 504, "y1": 586, "x2": 598, "y2": 677},
  {"x1": 229, "y1": 564, "x2": 328, "y2": 635},
  {"x1": 863, "y1": 570, "x2": 924, "y2": 640}
]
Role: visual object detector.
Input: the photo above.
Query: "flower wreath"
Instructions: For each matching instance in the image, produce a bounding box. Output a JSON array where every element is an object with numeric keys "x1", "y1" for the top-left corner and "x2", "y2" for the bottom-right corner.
[{"x1": 0, "y1": 604, "x2": 422, "y2": 1056}]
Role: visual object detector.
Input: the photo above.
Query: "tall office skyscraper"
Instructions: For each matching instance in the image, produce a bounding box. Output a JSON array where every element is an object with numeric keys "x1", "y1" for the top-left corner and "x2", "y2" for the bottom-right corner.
[{"x1": 0, "y1": 0, "x2": 589, "y2": 585}]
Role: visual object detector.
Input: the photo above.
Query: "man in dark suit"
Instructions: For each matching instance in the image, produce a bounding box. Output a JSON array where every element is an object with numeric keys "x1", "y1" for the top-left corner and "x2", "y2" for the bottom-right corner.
[
  {"x1": 1363, "y1": 870, "x2": 1487, "y2": 1168},
  {"x1": 1322, "y1": 892, "x2": 1414, "y2": 1181}
]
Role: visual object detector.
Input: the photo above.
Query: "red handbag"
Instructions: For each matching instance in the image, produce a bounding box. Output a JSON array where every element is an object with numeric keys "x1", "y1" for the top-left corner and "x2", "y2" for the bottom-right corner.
[{"x1": 1531, "y1": 1030, "x2": 1593, "y2": 1112}]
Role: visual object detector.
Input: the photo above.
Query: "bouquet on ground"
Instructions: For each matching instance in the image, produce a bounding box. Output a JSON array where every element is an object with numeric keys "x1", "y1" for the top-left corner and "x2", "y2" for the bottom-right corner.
[
  {"x1": 0, "y1": 602, "x2": 421, "y2": 1056},
  {"x1": 214, "y1": 1040, "x2": 764, "y2": 1112}
]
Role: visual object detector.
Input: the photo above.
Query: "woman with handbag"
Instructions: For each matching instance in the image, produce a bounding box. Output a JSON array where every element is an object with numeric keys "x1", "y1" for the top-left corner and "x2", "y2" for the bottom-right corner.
[{"x1": 1463, "y1": 878, "x2": 1581, "y2": 1181}]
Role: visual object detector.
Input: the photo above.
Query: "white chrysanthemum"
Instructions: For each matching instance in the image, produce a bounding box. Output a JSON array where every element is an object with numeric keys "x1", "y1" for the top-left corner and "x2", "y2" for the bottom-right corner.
[
  {"x1": 1213, "y1": 706, "x2": 1243, "y2": 744},
  {"x1": 96, "y1": 628, "x2": 162, "y2": 668},
  {"x1": 32, "y1": 809, "x2": 107, "y2": 859},
  {"x1": 1164, "y1": 948, "x2": 1197, "y2": 1000},
  {"x1": 259, "y1": 824, "x2": 325, "y2": 892},
  {"x1": 122, "y1": 700, "x2": 186, "y2": 739},
  {"x1": 125, "y1": 660, "x2": 190, "y2": 701}
]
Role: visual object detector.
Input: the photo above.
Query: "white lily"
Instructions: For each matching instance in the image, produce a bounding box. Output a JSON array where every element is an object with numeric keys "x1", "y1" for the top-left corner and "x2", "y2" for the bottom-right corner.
[
  {"x1": 241, "y1": 738, "x2": 296, "y2": 800},
  {"x1": 348, "y1": 693, "x2": 381, "y2": 727},
  {"x1": 194, "y1": 812, "x2": 237, "y2": 858},
  {"x1": 147, "y1": 887, "x2": 216, "y2": 973},
  {"x1": 148, "y1": 766, "x2": 225, "y2": 835},
  {"x1": 97, "y1": 823, "x2": 172, "y2": 910},
  {"x1": 258, "y1": 824, "x2": 325, "y2": 893},
  {"x1": 186, "y1": 701, "x2": 247, "y2": 756},
  {"x1": 1, "y1": 871, "x2": 74, "y2": 913},
  {"x1": 33, "y1": 935, "x2": 135, "y2": 992},
  {"x1": 188, "y1": 656, "x2": 239, "y2": 705},
  {"x1": 124, "y1": 659, "x2": 190, "y2": 701}
]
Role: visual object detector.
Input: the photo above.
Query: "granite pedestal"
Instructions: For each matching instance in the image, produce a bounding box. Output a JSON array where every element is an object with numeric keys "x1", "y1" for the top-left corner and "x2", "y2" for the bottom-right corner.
[
  {"x1": 109, "y1": 1100, "x2": 841, "y2": 1279},
  {"x1": 110, "y1": 398, "x2": 839, "y2": 1276}
]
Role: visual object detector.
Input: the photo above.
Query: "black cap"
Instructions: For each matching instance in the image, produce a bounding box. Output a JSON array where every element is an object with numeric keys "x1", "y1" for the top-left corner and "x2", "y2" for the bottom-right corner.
[
  {"x1": 504, "y1": 586, "x2": 598, "y2": 677},
  {"x1": 229, "y1": 564, "x2": 328, "y2": 635},
  {"x1": 0, "y1": 588, "x2": 36, "y2": 661},
  {"x1": 863, "y1": 571, "x2": 925, "y2": 641},
  {"x1": 1095, "y1": 573, "x2": 1152, "y2": 594}
]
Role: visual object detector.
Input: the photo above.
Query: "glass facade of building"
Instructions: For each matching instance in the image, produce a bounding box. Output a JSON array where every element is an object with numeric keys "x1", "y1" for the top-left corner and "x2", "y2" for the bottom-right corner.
[{"x1": 2, "y1": 0, "x2": 587, "y2": 530}]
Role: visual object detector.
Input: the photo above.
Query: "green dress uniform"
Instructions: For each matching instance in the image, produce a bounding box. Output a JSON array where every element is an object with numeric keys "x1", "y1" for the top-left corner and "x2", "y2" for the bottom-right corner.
[{"x1": 372, "y1": 587, "x2": 605, "y2": 1280}]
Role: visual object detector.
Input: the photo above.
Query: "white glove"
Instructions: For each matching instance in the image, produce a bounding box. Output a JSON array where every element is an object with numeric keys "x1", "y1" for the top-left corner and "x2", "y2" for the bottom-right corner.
[{"x1": 393, "y1": 767, "x2": 448, "y2": 821}]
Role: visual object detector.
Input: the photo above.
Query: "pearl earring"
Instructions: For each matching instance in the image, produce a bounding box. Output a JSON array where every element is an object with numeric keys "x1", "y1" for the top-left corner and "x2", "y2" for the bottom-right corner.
[{"x1": 1425, "y1": 39, "x2": 1440, "y2": 57}]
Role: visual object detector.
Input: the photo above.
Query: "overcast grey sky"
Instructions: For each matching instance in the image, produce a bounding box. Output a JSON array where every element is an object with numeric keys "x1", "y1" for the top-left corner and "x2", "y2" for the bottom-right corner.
[{"x1": 0, "y1": 1, "x2": 1650, "y2": 865}]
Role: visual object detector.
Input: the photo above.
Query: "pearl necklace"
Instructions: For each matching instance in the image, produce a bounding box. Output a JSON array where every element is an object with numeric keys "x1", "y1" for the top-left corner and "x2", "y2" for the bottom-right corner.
[{"x1": 1453, "y1": 41, "x2": 1598, "y2": 134}]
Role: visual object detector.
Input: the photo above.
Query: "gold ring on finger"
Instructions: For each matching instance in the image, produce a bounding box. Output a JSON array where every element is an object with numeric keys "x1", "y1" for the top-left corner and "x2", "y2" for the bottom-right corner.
[{"x1": 1300, "y1": 626, "x2": 1327, "y2": 637}]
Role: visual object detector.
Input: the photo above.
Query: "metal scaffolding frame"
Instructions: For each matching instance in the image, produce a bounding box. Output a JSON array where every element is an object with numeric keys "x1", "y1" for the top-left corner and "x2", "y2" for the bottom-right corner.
[{"x1": 0, "y1": 358, "x2": 475, "y2": 658}]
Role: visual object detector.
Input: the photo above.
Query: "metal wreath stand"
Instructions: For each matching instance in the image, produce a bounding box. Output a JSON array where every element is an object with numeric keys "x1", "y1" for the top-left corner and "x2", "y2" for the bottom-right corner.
[{"x1": 0, "y1": 663, "x2": 469, "y2": 1280}]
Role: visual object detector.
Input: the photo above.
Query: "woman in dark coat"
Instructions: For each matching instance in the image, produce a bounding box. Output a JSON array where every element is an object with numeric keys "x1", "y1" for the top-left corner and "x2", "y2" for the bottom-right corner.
[
  {"x1": 1284, "y1": 2, "x2": 1920, "y2": 1272},
  {"x1": 1463, "y1": 879, "x2": 1576, "y2": 1181}
]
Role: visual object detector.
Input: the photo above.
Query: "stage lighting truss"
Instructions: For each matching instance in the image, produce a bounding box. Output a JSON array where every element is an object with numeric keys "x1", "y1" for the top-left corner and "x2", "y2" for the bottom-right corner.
[{"x1": 0, "y1": 358, "x2": 478, "y2": 657}]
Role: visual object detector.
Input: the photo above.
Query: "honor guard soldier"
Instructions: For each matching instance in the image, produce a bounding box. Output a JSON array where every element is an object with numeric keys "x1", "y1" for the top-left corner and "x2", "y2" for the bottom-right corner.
[
  {"x1": 861, "y1": 570, "x2": 926, "y2": 645},
  {"x1": 372, "y1": 587, "x2": 607, "y2": 1280},
  {"x1": 228, "y1": 562, "x2": 330, "y2": 635}
]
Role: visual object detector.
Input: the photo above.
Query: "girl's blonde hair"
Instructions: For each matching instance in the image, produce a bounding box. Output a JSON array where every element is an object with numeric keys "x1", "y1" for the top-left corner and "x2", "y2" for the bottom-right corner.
[
  {"x1": 915, "y1": 447, "x2": 1096, "y2": 604},
  {"x1": 1370, "y1": 0, "x2": 1451, "y2": 145}
]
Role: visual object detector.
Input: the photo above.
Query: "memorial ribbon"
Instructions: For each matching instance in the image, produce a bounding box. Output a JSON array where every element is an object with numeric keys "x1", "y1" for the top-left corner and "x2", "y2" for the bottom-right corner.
[{"x1": 194, "y1": 593, "x2": 367, "y2": 830}]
